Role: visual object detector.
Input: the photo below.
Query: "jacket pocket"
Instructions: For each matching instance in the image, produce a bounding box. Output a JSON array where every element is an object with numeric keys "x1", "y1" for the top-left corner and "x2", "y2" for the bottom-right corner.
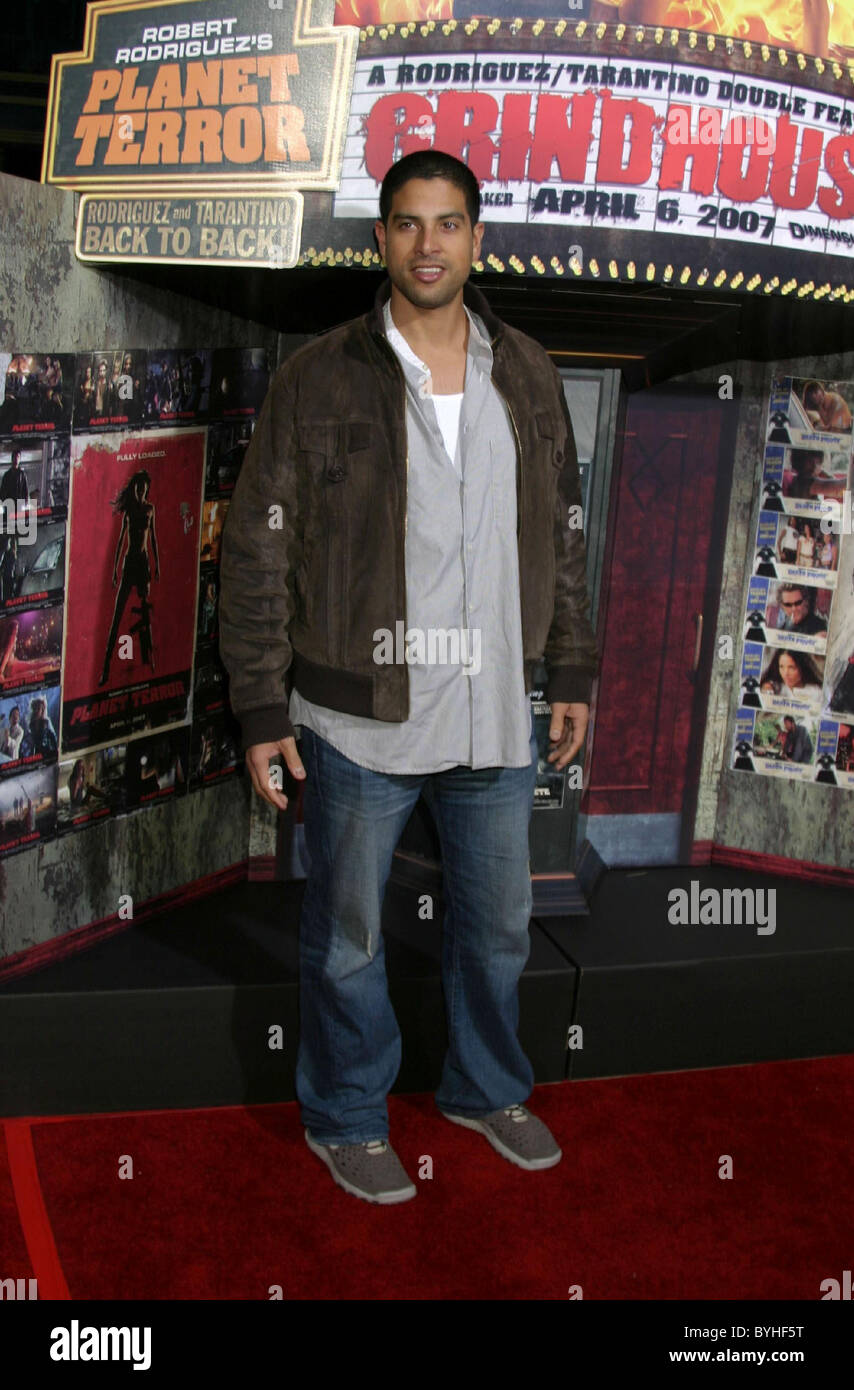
[
  {"x1": 296, "y1": 418, "x2": 374, "y2": 667},
  {"x1": 535, "y1": 410, "x2": 565, "y2": 471}
]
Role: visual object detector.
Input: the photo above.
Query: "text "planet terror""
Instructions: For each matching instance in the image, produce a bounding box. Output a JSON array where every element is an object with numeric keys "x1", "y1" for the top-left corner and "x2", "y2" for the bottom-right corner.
[{"x1": 72, "y1": 57, "x2": 310, "y2": 168}]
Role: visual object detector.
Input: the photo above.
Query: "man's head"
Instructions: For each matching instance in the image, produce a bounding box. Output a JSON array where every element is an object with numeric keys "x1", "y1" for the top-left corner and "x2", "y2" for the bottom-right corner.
[
  {"x1": 375, "y1": 151, "x2": 484, "y2": 311},
  {"x1": 778, "y1": 584, "x2": 811, "y2": 623},
  {"x1": 10, "y1": 450, "x2": 20, "y2": 470},
  {"x1": 791, "y1": 448, "x2": 822, "y2": 476}
]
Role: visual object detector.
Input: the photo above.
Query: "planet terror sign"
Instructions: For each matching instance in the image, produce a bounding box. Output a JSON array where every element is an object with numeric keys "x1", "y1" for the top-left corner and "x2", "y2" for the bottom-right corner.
[
  {"x1": 42, "y1": 0, "x2": 356, "y2": 267},
  {"x1": 43, "y1": 0, "x2": 356, "y2": 189}
]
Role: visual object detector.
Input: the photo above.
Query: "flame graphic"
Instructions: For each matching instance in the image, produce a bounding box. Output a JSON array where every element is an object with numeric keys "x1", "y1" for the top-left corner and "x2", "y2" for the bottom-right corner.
[
  {"x1": 334, "y1": 1, "x2": 854, "y2": 57},
  {"x1": 336, "y1": 0, "x2": 451, "y2": 23}
]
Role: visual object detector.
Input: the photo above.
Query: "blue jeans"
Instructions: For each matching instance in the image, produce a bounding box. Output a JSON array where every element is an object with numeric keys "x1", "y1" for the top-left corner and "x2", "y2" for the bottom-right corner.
[{"x1": 295, "y1": 712, "x2": 539, "y2": 1144}]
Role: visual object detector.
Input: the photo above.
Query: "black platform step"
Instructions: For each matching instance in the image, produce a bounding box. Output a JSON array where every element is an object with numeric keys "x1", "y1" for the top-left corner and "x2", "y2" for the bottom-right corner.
[
  {"x1": 1, "y1": 868, "x2": 851, "y2": 1118},
  {"x1": 0, "y1": 880, "x2": 575, "y2": 1117},
  {"x1": 536, "y1": 866, "x2": 854, "y2": 1078}
]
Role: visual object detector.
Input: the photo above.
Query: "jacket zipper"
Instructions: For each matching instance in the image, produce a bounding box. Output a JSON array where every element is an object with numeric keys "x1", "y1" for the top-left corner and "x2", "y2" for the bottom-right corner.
[
  {"x1": 492, "y1": 378, "x2": 523, "y2": 542},
  {"x1": 492, "y1": 375, "x2": 529, "y2": 689},
  {"x1": 375, "y1": 333, "x2": 410, "y2": 716}
]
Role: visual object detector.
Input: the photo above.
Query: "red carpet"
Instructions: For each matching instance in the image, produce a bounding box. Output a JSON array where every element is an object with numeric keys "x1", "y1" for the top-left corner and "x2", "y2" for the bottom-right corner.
[{"x1": 3, "y1": 1055, "x2": 852, "y2": 1300}]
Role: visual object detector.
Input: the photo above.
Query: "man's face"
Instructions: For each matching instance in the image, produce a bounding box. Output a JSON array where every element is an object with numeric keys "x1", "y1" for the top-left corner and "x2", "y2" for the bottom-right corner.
[
  {"x1": 780, "y1": 589, "x2": 809, "y2": 625},
  {"x1": 374, "y1": 177, "x2": 484, "y2": 311}
]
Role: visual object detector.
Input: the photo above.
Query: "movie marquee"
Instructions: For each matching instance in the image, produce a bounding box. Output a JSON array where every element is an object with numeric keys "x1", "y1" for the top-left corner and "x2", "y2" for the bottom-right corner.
[
  {"x1": 320, "y1": 20, "x2": 854, "y2": 299},
  {"x1": 41, "y1": 4, "x2": 854, "y2": 297}
]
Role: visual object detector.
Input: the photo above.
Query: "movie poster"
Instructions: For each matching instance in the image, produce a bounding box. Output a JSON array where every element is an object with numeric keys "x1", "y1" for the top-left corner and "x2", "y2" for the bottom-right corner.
[
  {"x1": 733, "y1": 376, "x2": 854, "y2": 787},
  {"x1": 0, "y1": 685, "x2": 60, "y2": 781},
  {"x1": 0, "y1": 763, "x2": 57, "y2": 858},
  {"x1": 188, "y1": 421, "x2": 253, "y2": 793},
  {"x1": 73, "y1": 349, "x2": 147, "y2": 431},
  {"x1": 123, "y1": 727, "x2": 190, "y2": 809},
  {"x1": 209, "y1": 349, "x2": 271, "y2": 422},
  {"x1": 532, "y1": 693, "x2": 565, "y2": 810},
  {"x1": 0, "y1": 603, "x2": 63, "y2": 698},
  {"x1": 0, "y1": 354, "x2": 75, "y2": 435},
  {"x1": 142, "y1": 349, "x2": 212, "y2": 427},
  {"x1": 61, "y1": 429, "x2": 205, "y2": 752},
  {"x1": 56, "y1": 745, "x2": 127, "y2": 835},
  {"x1": 0, "y1": 436, "x2": 68, "y2": 635},
  {"x1": 205, "y1": 422, "x2": 253, "y2": 498},
  {"x1": 188, "y1": 711, "x2": 241, "y2": 791}
]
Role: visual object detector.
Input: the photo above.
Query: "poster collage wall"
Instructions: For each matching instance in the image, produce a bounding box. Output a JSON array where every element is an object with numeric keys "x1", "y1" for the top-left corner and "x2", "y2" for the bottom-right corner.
[
  {"x1": 733, "y1": 374, "x2": 854, "y2": 788},
  {"x1": 0, "y1": 346, "x2": 270, "y2": 858}
]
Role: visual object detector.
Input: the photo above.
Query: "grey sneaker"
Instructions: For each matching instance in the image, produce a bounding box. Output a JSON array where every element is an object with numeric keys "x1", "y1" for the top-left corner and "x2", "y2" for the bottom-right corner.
[
  {"x1": 441, "y1": 1103, "x2": 562, "y2": 1170},
  {"x1": 304, "y1": 1129, "x2": 417, "y2": 1204}
]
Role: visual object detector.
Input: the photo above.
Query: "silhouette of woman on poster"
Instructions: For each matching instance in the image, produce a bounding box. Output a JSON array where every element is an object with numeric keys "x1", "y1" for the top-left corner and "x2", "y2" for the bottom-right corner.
[{"x1": 99, "y1": 470, "x2": 160, "y2": 687}]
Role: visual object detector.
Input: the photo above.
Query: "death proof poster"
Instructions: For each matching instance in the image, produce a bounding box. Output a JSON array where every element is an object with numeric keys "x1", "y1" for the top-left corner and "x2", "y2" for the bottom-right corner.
[
  {"x1": 61, "y1": 429, "x2": 205, "y2": 752},
  {"x1": 734, "y1": 376, "x2": 854, "y2": 787}
]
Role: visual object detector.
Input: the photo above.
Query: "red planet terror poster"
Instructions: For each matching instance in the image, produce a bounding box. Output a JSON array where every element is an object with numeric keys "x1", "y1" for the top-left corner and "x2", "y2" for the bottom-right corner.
[{"x1": 62, "y1": 430, "x2": 204, "y2": 752}]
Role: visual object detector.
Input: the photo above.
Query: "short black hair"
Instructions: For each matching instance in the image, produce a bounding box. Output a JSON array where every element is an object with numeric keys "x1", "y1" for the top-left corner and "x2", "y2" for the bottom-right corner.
[{"x1": 379, "y1": 150, "x2": 481, "y2": 227}]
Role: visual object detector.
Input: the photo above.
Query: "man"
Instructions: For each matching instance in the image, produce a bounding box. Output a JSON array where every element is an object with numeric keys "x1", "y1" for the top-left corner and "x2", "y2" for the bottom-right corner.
[
  {"x1": 218, "y1": 150, "x2": 598, "y2": 1206},
  {"x1": 787, "y1": 448, "x2": 826, "y2": 500},
  {"x1": 802, "y1": 381, "x2": 852, "y2": 434},
  {"x1": 777, "y1": 520, "x2": 799, "y2": 565},
  {"x1": 776, "y1": 583, "x2": 827, "y2": 635},
  {"x1": 0, "y1": 706, "x2": 23, "y2": 761},
  {"x1": 780, "y1": 715, "x2": 813, "y2": 765},
  {"x1": 0, "y1": 450, "x2": 29, "y2": 505}
]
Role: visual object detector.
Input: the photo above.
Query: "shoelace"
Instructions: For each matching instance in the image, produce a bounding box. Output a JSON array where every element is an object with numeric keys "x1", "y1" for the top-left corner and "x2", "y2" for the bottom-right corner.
[
  {"x1": 504, "y1": 1105, "x2": 528, "y2": 1123},
  {"x1": 365, "y1": 1140, "x2": 388, "y2": 1153}
]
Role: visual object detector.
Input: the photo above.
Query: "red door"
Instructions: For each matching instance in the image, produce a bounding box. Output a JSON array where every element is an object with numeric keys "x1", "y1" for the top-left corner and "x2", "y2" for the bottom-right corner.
[{"x1": 585, "y1": 386, "x2": 733, "y2": 841}]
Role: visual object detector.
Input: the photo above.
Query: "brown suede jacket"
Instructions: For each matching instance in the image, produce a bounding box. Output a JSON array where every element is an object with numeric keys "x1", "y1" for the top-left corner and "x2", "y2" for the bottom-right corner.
[{"x1": 218, "y1": 277, "x2": 599, "y2": 751}]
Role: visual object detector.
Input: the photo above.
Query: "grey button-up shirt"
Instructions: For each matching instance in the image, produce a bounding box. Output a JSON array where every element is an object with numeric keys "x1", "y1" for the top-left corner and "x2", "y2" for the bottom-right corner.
[{"x1": 287, "y1": 301, "x2": 533, "y2": 773}]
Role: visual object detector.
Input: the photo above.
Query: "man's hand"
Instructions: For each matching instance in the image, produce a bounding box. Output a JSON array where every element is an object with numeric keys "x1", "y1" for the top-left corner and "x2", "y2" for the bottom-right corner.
[
  {"x1": 546, "y1": 701, "x2": 589, "y2": 770},
  {"x1": 245, "y1": 736, "x2": 305, "y2": 812}
]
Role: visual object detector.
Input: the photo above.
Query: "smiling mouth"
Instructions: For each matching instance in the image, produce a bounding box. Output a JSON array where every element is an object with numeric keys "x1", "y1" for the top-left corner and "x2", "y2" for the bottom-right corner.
[{"x1": 411, "y1": 265, "x2": 445, "y2": 281}]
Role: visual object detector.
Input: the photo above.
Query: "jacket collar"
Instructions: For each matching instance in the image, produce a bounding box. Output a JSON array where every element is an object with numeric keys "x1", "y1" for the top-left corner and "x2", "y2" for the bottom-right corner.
[{"x1": 367, "y1": 276, "x2": 505, "y2": 347}]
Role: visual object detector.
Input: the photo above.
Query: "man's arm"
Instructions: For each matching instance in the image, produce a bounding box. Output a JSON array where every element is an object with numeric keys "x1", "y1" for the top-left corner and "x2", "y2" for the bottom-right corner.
[
  {"x1": 543, "y1": 364, "x2": 600, "y2": 708},
  {"x1": 218, "y1": 364, "x2": 302, "y2": 751}
]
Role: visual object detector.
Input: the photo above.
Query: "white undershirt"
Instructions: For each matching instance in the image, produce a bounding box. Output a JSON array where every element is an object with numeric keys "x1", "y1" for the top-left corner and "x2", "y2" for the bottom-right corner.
[
  {"x1": 432, "y1": 392, "x2": 464, "y2": 465},
  {"x1": 385, "y1": 303, "x2": 465, "y2": 468}
]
